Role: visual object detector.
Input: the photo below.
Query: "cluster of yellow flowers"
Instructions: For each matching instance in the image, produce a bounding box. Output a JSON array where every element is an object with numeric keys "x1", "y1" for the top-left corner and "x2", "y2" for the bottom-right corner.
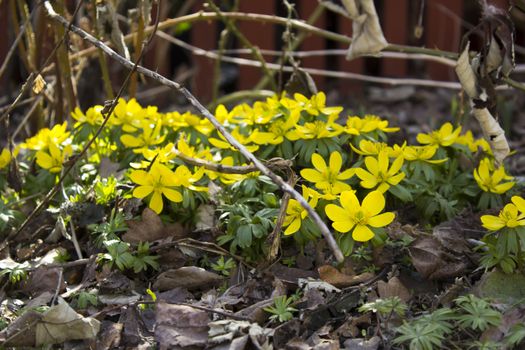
[{"x1": 3, "y1": 92, "x2": 516, "y2": 245}]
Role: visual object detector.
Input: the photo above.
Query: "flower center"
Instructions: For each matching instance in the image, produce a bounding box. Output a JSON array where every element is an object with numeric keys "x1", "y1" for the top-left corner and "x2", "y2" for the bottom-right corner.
[{"x1": 354, "y1": 210, "x2": 368, "y2": 225}]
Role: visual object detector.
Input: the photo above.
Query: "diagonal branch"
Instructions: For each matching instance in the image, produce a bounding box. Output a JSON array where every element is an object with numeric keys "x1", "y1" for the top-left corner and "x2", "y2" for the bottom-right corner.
[{"x1": 42, "y1": 0, "x2": 345, "y2": 263}]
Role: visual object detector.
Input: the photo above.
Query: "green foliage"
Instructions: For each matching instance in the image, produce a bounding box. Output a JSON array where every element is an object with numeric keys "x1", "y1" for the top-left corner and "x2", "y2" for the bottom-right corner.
[
  {"x1": 394, "y1": 296, "x2": 505, "y2": 350},
  {"x1": 264, "y1": 295, "x2": 298, "y2": 323},
  {"x1": 0, "y1": 263, "x2": 29, "y2": 284},
  {"x1": 88, "y1": 208, "x2": 127, "y2": 247},
  {"x1": 211, "y1": 256, "x2": 236, "y2": 276},
  {"x1": 132, "y1": 242, "x2": 160, "y2": 273},
  {"x1": 94, "y1": 176, "x2": 119, "y2": 205},
  {"x1": 455, "y1": 295, "x2": 501, "y2": 331},
  {"x1": 359, "y1": 297, "x2": 407, "y2": 318},
  {"x1": 75, "y1": 291, "x2": 98, "y2": 309},
  {"x1": 99, "y1": 239, "x2": 135, "y2": 271}
]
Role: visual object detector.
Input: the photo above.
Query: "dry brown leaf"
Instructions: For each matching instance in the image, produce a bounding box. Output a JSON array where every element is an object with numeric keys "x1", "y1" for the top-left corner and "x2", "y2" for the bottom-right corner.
[
  {"x1": 343, "y1": 0, "x2": 388, "y2": 60},
  {"x1": 123, "y1": 208, "x2": 186, "y2": 243},
  {"x1": 409, "y1": 237, "x2": 469, "y2": 280},
  {"x1": 153, "y1": 266, "x2": 223, "y2": 291},
  {"x1": 318, "y1": 265, "x2": 374, "y2": 288},
  {"x1": 35, "y1": 299, "x2": 100, "y2": 346},
  {"x1": 377, "y1": 277, "x2": 411, "y2": 302},
  {"x1": 155, "y1": 303, "x2": 209, "y2": 349}
]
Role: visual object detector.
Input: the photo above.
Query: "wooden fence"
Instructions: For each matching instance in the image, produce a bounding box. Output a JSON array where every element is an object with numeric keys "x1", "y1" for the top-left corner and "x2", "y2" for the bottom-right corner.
[{"x1": 0, "y1": 0, "x2": 516, "y2": 105}]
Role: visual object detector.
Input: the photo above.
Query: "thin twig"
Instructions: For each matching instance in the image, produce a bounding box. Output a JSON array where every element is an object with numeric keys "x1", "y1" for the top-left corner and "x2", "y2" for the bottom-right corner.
[
  {"x1": 155, "y1": 31, "x2": 465, "y2": 89},
  {"x1": 43, "y1": 0, "x2": 345, "y2": 263},
  {"x1": 174, "y1": 148, "x2": 292, "y2": 174}
]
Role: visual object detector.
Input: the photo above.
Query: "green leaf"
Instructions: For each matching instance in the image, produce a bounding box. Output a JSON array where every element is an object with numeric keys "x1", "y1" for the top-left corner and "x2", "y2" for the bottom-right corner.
[{"x1": 389, "y1": 184, "x2": 413, "y2": 202}]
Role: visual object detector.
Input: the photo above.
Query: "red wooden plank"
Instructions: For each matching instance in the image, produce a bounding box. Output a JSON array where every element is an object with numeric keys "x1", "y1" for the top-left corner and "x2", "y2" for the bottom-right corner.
[
  {"x1": 425, "y1": 0, "x2": 463, "y2": 80},
  {"x1": 237, "y1": 1, "x2": 276, "y2": 91},
  {"x1": 299, "y1": 2, "x2": 326, "y2": 90},
  {"x1": 382, "y1": 0, "x2": 408, "y2": 77},
  {"x1": 191, "y1": 1, "x2": 217, "y2": 102}
]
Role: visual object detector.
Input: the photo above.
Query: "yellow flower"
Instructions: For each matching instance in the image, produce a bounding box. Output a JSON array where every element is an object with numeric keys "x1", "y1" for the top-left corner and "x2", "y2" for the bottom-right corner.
[
  {"x1": 350, "y1": 140, "x2": 392, "y2": 157},
  {"x1": 455, "y1": 130, "x2": 490, "y2": 153},
  {"x1": 120, "y1": 122, "x2": 165, "y2": 153},
  {"x1": 292, "y1": 92, "x2": 343, "y2": 116},
  {"x1": 300, "y1": 151, "x2": 354, "y2": 194},
  {"x1": 473, "y1": 158, "x2": 514, "y2": 194},
  {"x1": 36, "y1": 143, "x2": 73, "y2": 173},
  {"x1": 355, "y1": 150, "x2": 405, "y2": 192},
  {"x1": 481, "y1": 203, "x2": 525, "y2": 231},
  {"x1": 209, "y1": 128, "x2": 259, "y2": 153},
  {"x1": 283, "y1": 185, "x2": 319, "y2": 235},
  {"x1": 129, "y1": 164, "x2": 183, "y2": 214},
  {"x1": 250, "y1": 115, "x2": 299, "y2": 145},
  {"x1": 172, "y1": 111, "x2": 214, "y2": 135},
  {"x1": 131, "y1": 143, "x2": 177, "y2": 169},
  {"x1": 112, "y1": 98, "x2": 146, "y2": 132},
  {"x1": 325, "y1": 190, "x2": 395, "y2": 242},
  {"x1": 22, "y1": 122, "x2": 70, "y2": 151},
  {"x1": 0, "y1": 148, "x2": 11, "y2": 169},
  {"x1": 403, "y1": 145, "x2": 447, "y2": 164},
  {"x1": 71, "y1": 106, "x2": 104, "y2": 126},
  {"x1": 416, "y1": 122, "x2": 462, "y2": 147},
  {"x1": 286, "y1": 116, "x2": 342, "y2": 140},
  {"x1": 363, "y1": 115, "x2": 399, "y2": 133},
  {"x1": 173, "y1": 165, "x2": 208, "y2": 192}
]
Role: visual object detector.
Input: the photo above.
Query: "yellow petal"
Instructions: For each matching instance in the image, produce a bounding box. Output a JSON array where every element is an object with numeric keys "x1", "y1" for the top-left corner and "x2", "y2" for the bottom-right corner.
[
  {"x1": 362, "y1": 191, "x2": 385, "y2": 216},
  {"x1": 163, "y1": 188, "x2": 183, "y2": 203},
  {"x1": 329, "y1": 151, "x2": 343, "y2": 173},
  {"x1": 481, "y1": 215, "x2": 505, "y2": 231},
  {"x1": 129, "y1": 170, "x2": 151, "y2": 186},
  {"x1": 301, "y1": 169, "x2": 324, "y2": 184},
  {"x1": 311, "y1": 153, "x2": 327, "y2": 171},
  {"x1": 389, "y1": 156, "x2": 404, "y2": 175},
  {"x1": 121, "y1": 134, "x2": 142, "y2": 148},
  {"x1": 284, "y1": 218, "x2": 301, "y2": 235},
  {"x1": 352, "y1": 225, "x2": 374, "y2": 242},
  {"x1": 368, "y1": 212, "x2": 395, "y2": 227},
  {"x1": 338, "y1": 168, "x2": 355, "y2": 181},
  {"x1": 340, "y1": 190, "x2": 360, "y2": 212},
  {"x1": 512, "y1": 196, "x2": 525, "y2": 212},
  {"x1": 36, "y1": 151, "x2": 53, "y2": 170},
  {"x1": 325, "y1": 204, "x2": 350, "y2": 223},
  {"x1": 364, "y1": 156, "x2": 379, "y2": 175},
  {"x1": 149, "y1": 191, "x2": 164, "y2": 214},
  {"x1": 133, "y1": 185, "x2": 153, "y2": 198}
]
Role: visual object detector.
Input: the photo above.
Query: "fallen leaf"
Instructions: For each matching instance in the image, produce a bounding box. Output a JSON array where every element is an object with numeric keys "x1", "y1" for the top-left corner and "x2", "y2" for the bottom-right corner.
[
  {"x1": 153, "y1": 266, "x2": 223, "y2": 291},
  {"x1": 35, "y1": 299, "x2": 100, "y2": 345},
  {"x1": 409, "y1": 237, "x2": 469, "y2": 280},
  {"x1": 20, "y1": 267, "x2": 66, "y2": 297},
  {"x1": 318, "y1": 265, "x2": 374, "y2": 288},
  {"x1": 155, "y1": 302, "x2": 209, "y2": 349},
  {"x1": 344, "y1": 336, "x2": 380, "y2": 350},
  {"x1": 377, "y1": 277, "x2": 411, "y2": 302},
  {"x1": 96, "y1": 321, "x2": 123, "y2": 350},
  {"x1": 123, "y1": 207, "x2": 186, "y2": 243}
]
